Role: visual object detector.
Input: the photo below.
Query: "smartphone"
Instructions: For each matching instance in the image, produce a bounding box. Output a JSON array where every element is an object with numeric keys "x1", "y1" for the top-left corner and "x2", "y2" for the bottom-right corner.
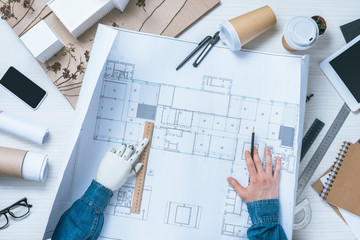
[{"x1": 0, "y1": 66, "x2": 47, "y2": 110}]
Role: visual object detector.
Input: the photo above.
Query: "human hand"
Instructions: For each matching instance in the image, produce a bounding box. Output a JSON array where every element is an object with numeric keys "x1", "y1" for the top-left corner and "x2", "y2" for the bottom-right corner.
[
  {"x1": 96, "y1": 138, "x2": 149, "y2": 191},
  {"x1": 227, "y1": 146, "x2": 281, "y2": 202}
]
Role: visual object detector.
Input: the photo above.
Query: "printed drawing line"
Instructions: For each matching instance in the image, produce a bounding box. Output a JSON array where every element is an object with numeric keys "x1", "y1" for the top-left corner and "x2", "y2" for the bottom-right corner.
[
  {"x1": 106, "y1": 185, "x2": 152, "y2": 221},
  {"x1": 164, "y1": 201, "x2": 202, "y2": 229}
]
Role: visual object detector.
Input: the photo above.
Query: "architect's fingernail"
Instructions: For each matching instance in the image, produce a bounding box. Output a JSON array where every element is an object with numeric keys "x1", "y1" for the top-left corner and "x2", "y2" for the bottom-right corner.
[
  {"x1": 266, "y1": 147, "x2": 269, "y2": 152},
  {"x1": 227, "y1": 178, "x2": 232, "y2": 184}
]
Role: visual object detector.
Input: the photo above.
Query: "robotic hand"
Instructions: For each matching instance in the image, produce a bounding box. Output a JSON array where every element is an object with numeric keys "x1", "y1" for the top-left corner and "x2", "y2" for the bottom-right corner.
[{"x1": 96, "y1": 138, "x2": 149, "y2": 191}]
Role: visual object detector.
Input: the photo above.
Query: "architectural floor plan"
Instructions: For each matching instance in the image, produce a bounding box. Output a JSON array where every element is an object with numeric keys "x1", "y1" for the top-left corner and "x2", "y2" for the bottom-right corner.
[
  {"x1": 94, "y1": 60, "x2": 299, "y2": 238},
  {"x1": 45, "y1": 26, "x2": 308, "y2": 240}
]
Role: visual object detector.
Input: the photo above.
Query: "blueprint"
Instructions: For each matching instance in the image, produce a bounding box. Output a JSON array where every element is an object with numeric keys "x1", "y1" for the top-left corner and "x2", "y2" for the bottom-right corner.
[{"x1": 44, "y1": 25, "x2": 309, "y2": 240}]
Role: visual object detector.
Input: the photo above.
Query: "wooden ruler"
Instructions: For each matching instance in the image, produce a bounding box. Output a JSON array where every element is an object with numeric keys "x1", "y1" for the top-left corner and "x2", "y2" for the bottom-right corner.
[{"x1": 131, "y1": 121, "x2": 154, "y2": 213}]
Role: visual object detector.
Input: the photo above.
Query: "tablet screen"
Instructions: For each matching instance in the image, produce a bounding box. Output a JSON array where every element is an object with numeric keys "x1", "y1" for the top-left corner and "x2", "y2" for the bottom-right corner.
[{"x1": 329, "y1": 40, "x2": 360, "y2": 102}]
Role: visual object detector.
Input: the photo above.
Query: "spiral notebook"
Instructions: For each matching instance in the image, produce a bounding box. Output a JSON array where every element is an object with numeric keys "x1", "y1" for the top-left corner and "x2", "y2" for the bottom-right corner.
[{"x1": 314, "y1": 140, "x2": 360, "y2": 216}]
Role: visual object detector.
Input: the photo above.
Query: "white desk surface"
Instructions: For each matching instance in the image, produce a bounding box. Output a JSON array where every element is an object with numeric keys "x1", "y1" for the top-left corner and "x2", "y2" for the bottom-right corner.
[{"x1": 1, "y1": 0, "x2": 360, "y2": 239}]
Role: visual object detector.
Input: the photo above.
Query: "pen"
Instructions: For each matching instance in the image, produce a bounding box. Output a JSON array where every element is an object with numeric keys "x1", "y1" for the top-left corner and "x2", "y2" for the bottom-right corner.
[
  {"x1": 251, "y1": 127, "x2": 255, "y2": 160},
  {"x1": 306, "y1": 94, "x2": 314, "y2": 102},
  {"x1": 176, "y1": 35, "x2": 212, "y2": 70},
  {"x1": 193, "y1": 31, "x2": 220, "y2": 68}
]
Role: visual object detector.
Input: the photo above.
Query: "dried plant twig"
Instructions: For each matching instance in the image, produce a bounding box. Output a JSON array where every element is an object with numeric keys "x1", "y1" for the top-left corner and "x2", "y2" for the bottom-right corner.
[
  {"x1": 45, "y1": 44, "x2": 87, "y2": 92},
  {"x1": 136, "y1": 0, "x2": 146, "y2": 11},
  {"x1": 0, "y1": 0, "x2": 34, "y2": 21}
]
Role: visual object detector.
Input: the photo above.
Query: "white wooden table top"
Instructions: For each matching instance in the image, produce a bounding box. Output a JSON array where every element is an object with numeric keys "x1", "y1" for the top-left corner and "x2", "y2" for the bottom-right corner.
[{"x1": 1, "y1": 0, "x2": 360, "y2": 239}]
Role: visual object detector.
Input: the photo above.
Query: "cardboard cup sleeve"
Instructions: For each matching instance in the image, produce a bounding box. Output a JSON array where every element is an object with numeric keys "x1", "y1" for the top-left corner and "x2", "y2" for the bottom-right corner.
[
  {"x1": 0, "y1": 146, "x2": 48, "y2": 182},
  {"x1": 219, "y1": 5, "x2": 276, "y2": 51},
  {"x1": 0, "y1": 111, "x2": 49, "y2": 145}
]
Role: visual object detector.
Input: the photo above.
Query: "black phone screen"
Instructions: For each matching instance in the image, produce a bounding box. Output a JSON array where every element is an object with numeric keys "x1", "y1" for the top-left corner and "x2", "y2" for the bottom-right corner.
[{"x1": 0, "y1": 67, "x2": 47, "y2": 109}]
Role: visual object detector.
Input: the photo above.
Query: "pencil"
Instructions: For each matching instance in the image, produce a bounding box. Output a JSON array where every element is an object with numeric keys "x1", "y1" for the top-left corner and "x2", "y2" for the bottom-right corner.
[{"x1": 251, "y1": 127, "x2": 255, "y2": 159}]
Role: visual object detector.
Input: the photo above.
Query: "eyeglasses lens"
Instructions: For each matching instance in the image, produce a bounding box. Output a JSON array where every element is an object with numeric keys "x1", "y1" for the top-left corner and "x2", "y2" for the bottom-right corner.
[
  {"x1": 0, "y1": 213, "x2": 8, "y2": 229},
  {"x1": 9, "y1": 203, "x2": 30, "y2": 218}
]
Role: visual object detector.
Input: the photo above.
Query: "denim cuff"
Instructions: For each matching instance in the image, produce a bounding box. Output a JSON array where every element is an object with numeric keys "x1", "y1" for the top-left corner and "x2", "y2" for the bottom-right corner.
[
  {"x1": 81, "y1": 180, "x2": 113, "y2": 213},
  {"x1": 247, "y1": 199, "x2": 279, "y2": 225}
]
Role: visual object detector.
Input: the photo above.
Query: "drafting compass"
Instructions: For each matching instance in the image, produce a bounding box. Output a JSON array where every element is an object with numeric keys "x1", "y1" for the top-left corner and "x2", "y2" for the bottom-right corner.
[{"x1": 176, "y1": 31, "x2": 220, "y2": 70}]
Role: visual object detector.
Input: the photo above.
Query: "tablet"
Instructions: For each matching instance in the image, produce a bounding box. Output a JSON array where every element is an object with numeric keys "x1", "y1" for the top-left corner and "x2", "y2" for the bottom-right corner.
[{"x1": 320, "y1": 34, "x2": 360, "y2": 111}]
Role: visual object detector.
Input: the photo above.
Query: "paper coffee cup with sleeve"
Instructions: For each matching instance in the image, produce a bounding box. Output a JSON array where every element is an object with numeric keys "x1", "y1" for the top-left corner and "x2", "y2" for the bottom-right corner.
[
  {"x1": 0, "y1": 146, "x2": 49, "y2": 182},
  {"x1": 219, "y1": 5, "x2": 277, "y2": 51},
  {"x1": 282, "y1": 16, "x2": 326, "y2": 51}
]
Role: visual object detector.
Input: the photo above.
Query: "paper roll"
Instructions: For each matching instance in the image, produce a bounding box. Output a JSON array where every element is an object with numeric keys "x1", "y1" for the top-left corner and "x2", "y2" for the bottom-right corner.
[
  {"x1": 0, "y1": 111, "x2": 49, "y2": 144},
  {"x1": 219, "y1": 5, "x2": 276, "y2": 51},
  {"x1": 0, "y1": 146, "x2": 49, "y2": 182}
]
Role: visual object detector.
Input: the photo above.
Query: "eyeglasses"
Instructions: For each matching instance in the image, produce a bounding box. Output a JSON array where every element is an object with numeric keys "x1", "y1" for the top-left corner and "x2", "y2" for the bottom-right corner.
[{"x1": 0, "y1": 197, "x2": 32, "y2": 229}]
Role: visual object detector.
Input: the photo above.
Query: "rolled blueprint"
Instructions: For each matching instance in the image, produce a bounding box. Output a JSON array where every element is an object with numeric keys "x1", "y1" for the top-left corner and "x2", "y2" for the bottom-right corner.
[
  {"x1": 0, "y1": 110, "x2": 49, "y2": 144},
  {"x1": 0, "y1": 146, "x2": 48, "y2": 182}
]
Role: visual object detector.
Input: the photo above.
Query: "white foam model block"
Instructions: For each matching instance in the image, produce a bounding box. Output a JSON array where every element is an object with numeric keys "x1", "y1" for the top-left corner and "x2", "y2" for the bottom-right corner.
[
  {"x1": 48, "y1": 0, "x2": 115, "y2": 38},
  {"x1": 20, "y1": 20, "x2": 64, "y2": 63},
  {"x1": 111, "y1": 0, "x2": 130, "y2": 12}
]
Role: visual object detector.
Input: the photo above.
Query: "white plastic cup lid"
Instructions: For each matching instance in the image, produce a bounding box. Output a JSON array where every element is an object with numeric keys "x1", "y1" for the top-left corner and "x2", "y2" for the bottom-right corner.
[
  {"x1": 283, "y1": 16, "x2": 319, "y2": 50},
  {"x1": 22, "y1": 152, "x2": 49, "y2": 182},
  {"x1": 42, "y1": 129, "x2": 49, "y2": 144},
  {"x1": 219, "y1": 20, "x2": 242, "y2": 51}
]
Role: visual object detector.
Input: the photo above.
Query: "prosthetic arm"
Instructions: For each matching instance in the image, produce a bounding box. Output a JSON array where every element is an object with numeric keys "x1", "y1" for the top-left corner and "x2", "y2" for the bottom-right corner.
[{"x1": 96, "y1": 138, "x2": 149, "y2": 191}]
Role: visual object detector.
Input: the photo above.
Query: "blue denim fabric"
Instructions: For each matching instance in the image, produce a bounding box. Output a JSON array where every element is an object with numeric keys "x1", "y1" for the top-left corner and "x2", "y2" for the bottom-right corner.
[
  {"x1": 52, "y1": 180, "x2": 113, "y2": 240},
  {"x1": 247, "y1": 199, "x2": 287, "y2": 240},
  {"x1": 53, "y1": 181, "x2": 285, "y2": 240}
]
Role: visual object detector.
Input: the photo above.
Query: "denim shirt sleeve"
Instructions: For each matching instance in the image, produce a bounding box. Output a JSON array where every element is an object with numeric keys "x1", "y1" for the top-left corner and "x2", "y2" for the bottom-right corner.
[
  {"x1": 52, "y1": 180, "x2": 113, "y2": 240},
  {"x1": 246, "y1": 199, "x2": 287, "y2": 240}
]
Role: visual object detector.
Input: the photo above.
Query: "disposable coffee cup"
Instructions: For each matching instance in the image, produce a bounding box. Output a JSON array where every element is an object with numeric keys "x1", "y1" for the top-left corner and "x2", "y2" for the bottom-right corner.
[
  {"x1": 282, "y1": 16, "x2": 319, "y2": 51},
  {"x1": 219, "y1": 5, "x2": 276, "y2": 51},
  {"x1": 0, "y1": 146, "x2": 49, "y2": 182}
]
